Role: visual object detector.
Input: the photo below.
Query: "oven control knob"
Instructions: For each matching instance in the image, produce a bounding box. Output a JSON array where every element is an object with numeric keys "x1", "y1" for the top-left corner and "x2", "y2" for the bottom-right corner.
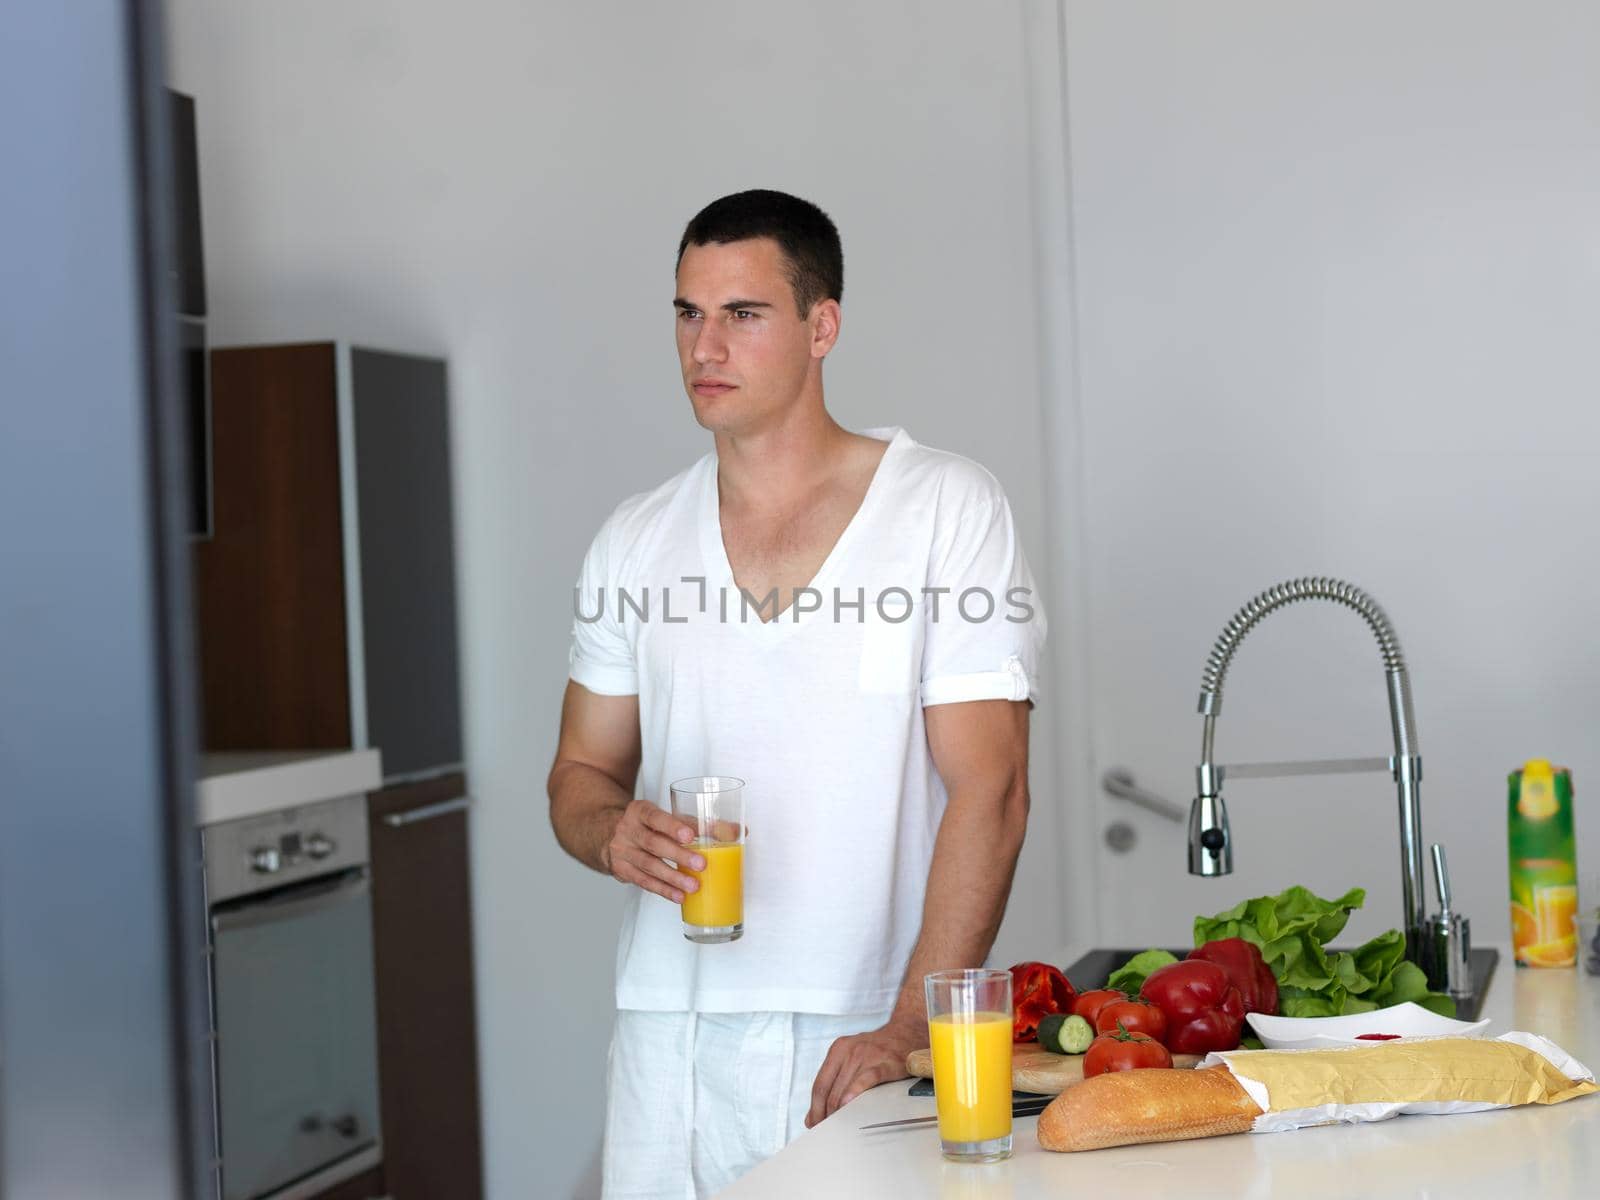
[
  {"x1": 305, "y1": 833, "x2": 336, "y2": 860},
  {"x1": 249, "y1": 846, "x2": 282, "y2": 874}
]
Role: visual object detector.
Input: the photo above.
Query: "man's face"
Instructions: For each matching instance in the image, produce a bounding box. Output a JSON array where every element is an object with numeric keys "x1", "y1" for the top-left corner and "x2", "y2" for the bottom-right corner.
[{"x1": 674, "y1": 237, "x2": 835, "y2": 436}]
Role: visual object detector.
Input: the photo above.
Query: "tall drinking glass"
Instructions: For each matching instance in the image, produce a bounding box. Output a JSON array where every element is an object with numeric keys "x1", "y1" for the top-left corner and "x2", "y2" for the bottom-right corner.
[
  {"x1": 669, "y1": 776, "x2": 745, "y2": 943},
  {"x1": 924, "y1": 968, "x2": 1013, "y2": 1163}
]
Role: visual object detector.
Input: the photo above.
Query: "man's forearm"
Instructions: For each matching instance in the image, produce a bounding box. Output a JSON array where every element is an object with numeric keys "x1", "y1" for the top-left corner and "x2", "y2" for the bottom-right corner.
[
  {"x1": 549, "y1": 761, "x2": 634, "y2": 875},
  {"x1": 886, "y1": 780, "x2": 1029, "y2": 1030}
]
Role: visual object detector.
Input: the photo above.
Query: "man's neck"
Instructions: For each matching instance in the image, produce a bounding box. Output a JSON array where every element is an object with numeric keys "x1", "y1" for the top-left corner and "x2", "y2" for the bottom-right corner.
[{"x1": 713, "y1": 404, "x2": 854, "y2": 514}]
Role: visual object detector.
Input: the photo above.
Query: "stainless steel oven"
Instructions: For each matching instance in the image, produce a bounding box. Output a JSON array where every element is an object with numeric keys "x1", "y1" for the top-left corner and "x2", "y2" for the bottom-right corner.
[{"x1": 203, "y1": 794, "x2": 382, "y2": 1199}]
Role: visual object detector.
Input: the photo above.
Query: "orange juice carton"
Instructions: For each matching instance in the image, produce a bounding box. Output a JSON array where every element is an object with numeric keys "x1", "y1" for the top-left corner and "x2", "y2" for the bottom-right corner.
[{"x1": 1509, "y1": 760, "x2": 1577, "y2": 967}]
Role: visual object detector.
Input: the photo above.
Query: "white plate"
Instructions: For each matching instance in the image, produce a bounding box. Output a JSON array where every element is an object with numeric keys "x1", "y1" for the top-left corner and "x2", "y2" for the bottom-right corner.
[{"x1": 1246, "y1": 1001, "x2": 1490, "y2": 1050}]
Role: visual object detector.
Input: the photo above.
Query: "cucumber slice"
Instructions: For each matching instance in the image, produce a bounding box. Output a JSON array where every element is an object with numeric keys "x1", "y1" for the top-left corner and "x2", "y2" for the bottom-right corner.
[
  {"x1": 1058, "y1": 1014, "x2": 1094, "y2": 1054},
  {"x1": 1037, "y1": 1013, "x2": 1095, "y2": 1055}
]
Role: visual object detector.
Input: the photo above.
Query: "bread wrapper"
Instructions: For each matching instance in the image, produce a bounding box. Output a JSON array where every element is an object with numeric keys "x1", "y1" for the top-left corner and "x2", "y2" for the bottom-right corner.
[{"x1": 1199, "y1": 1032, "x2": 1596, "y2": 1134}]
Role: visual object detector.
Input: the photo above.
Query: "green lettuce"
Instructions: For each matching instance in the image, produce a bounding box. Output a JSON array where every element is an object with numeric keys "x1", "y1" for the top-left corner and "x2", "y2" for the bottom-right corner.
[
  {"x1": 1105, "y1": 949, "x2": 1179, "y2": 995},
  {"x1": 1194, "y1": 886, "x2": 1454, "y2": 1017}
]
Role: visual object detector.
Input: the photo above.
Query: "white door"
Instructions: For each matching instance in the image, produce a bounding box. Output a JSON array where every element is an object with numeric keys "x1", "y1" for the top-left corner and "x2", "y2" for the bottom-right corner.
[{"x1": 1059, "y1": 3, "x2": 1600, "y2": 953}]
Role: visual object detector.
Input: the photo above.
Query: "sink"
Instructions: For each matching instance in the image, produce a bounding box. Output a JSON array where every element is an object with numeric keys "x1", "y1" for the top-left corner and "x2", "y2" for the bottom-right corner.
[{"x1": 1062, "y1": 947, "x2": 1498, "y2": 1023}]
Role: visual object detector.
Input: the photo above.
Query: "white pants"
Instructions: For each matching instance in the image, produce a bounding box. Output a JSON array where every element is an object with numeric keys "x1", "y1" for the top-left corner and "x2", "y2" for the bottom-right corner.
[{"x1": 601, "y1": 1008, "x2": 891, "y2": 1200}]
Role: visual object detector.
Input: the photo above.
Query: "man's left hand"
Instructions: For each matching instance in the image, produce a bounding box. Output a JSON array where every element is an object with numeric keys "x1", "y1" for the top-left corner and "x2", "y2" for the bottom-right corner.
[{"x1": 805, "y1": 1018, "x2": 925, "y2": 1128}]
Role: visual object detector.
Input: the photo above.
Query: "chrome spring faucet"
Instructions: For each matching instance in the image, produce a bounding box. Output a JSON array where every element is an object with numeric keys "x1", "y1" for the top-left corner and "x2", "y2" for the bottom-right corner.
[{"x1": 1187, "y1": 577, "x2": 1437, "y2": 979}]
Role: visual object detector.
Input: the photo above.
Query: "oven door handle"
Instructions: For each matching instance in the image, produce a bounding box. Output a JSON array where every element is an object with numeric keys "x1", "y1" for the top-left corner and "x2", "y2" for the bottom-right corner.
[{"x1": 210, "y1": 868, "x2": 370, "y2": 934}]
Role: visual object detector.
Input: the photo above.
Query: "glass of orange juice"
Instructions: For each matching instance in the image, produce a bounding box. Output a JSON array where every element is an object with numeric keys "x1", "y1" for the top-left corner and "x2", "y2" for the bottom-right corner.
[
  {"x1": 669, "y1": 776, "x2": 746, "y2": 943},
  {"x1": 924, "y1": 968, "x2": 1013, "y2": 1163}
]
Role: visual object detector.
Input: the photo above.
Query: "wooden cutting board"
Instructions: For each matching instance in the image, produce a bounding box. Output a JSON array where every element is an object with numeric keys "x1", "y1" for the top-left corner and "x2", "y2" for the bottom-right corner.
[{"x1": 905, "y1": 1043, "x2": 1203, "y2": 1094}]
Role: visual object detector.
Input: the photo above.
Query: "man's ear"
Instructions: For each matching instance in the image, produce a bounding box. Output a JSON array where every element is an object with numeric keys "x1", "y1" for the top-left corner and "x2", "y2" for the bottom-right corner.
[{"x1": 809, "y1": 298, "x2": 842, "y2": 359}]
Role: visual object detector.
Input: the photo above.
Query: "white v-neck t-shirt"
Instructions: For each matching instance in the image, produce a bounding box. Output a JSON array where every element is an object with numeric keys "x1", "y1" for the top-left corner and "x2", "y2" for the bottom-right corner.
[{"x1": 568, "y1": 426, "x2": 1046, "y2": 1014}]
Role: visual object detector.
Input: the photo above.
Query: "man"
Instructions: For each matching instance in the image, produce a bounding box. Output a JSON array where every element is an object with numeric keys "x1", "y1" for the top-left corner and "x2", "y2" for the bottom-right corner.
[{"x1": 548, "y1": 189, "x2": 1045, "y2": 1199}]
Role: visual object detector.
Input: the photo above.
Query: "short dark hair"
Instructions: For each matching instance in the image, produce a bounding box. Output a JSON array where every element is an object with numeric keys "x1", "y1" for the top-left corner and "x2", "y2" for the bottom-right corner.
[{"x1": 677, "y1": 189, "x2": 843, "y2": 317}]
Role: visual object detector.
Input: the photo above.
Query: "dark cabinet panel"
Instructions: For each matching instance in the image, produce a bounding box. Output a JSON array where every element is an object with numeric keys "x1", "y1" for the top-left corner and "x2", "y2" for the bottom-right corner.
[
  {"x1": 165, "y1": 89, "x2": 206, "y2": 317},
  {"x1": 368, "y1": 773, "x2": 484, "y2": 1200},
  {"x1": 195, "y1": 343, "x2": 351, "y2": 751},
  {"x1": 351, "y1": 350, "x2": 464, "y2": 778},
  {"x1": 164, "y1": 90, "x2": 210, "y2": 535},
  {"x1": 179, "y1": 315, "x2": 211, "y2": 538}
]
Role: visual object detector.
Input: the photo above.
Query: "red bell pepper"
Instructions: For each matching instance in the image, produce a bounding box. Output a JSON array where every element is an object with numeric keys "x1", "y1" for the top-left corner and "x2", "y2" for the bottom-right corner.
[
  {"x1": 1138, "y1": 960, "x2": 1246, "y2": 1054},
  {"x1": 1009, "y1": 961, "x2": 1078, "y2": 1043},
  {"x1": 1187, "y1": 937, "x2": 1279, "y2": 1015}
]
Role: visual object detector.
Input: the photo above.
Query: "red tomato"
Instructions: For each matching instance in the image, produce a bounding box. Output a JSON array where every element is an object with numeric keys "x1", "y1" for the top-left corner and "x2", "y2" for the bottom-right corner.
[
  {"x1": 1009, "y1": 961, "x2": 1078, "y2": 1043},
  {"x1": 1094, "y1": 1000, "x2": 1168, "y2": 1045},
  {"x1": 1083, "y1": 1027, "x2": 1174, "y2": 1078},
  {"x1": 1071, "y1": 988, "x2": 1127, "y2": 1026}
]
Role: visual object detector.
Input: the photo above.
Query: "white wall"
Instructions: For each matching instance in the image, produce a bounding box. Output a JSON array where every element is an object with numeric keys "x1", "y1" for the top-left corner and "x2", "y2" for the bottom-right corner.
[
  {"x1": 1063, "y1": 0, "x2": 1600, "y2": 946},
  {"x1": 163, "y1": 3, "x2": 1069, "y2": 1196}
]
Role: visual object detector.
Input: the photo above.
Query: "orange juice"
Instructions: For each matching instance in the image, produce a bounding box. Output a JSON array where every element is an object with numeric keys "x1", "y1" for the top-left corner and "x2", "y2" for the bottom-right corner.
[
  {"x1": 928, "y1": 1011, "x2": 1012, "y2": 1144},
  {"x1": 681, "y1": 840, "x2": 742, "y2": 929}
]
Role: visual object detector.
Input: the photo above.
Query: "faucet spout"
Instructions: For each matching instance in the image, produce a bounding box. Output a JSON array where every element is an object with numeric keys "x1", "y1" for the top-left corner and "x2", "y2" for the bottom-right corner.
[
  {"x1": 1188, "y1": 577, "x2": 1429, "y2": 970},
  {"x1": 1188, "y1": 790, "x2": 1231, "y2": 875}
]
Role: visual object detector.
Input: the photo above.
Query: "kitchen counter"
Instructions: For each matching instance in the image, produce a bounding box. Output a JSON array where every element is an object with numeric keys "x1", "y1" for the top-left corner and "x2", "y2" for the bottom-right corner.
[
  {"x1": 720, "y1": 947, "x2": 1600, "y2": 1199},
  {"x1": 195, "y1": 748, "x2": 382, "y2": 826}
]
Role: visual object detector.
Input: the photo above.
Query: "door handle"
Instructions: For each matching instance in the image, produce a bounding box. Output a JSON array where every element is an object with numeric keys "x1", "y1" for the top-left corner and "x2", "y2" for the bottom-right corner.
[
  {"x1": 1101, "y1": 768, "x2": 1185, "y2": 822},
  {"x1": 382, "y1": 795, "x2": 472, "y2": 828}
]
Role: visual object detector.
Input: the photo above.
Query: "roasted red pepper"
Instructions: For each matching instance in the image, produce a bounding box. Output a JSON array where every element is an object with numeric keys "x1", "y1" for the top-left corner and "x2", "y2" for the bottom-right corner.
[
  {"x1": 1187, "y1": 937, "x2": 1279, "y2": 1015},
  {"x1": 1009, "y1": 961, "x2": 1078, "y2": 1043},
  {"x1": 1138, "y1": 960, "x2": 1247, "y2": 1054}
]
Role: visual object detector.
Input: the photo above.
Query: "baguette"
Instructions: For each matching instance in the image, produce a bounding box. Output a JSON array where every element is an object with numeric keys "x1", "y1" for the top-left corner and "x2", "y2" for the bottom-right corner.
[{"x1": 1037, "y1": 1066, "x2": 1262, "y2": 1152}]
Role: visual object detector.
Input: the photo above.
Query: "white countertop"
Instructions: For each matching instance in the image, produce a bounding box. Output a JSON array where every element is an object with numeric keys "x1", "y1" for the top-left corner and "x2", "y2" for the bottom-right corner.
[
  {"x1": 195, "y1": 749, "x2": 382, "y2": 826},
  {"x1": 720, "y1": 947, "x2": 1600, "y2": 1199}
]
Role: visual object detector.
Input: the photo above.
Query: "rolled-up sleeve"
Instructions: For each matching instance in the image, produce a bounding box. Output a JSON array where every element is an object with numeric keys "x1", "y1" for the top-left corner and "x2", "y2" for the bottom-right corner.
[
  {"x1": 919, "y1": 486, "x2": 1046, "y2": 708},
  {"x1": 568, "y1": 517, "x2": 639, "y2": 696}
]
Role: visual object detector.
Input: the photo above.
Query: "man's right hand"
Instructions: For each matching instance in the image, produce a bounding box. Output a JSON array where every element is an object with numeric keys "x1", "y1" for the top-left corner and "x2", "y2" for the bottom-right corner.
[
  {"x1": 549, "y1": 683, "x2": 699, "y2": 900},
  {"x1": 602, "y1": 800, "x2": 703, "y2": 903}
]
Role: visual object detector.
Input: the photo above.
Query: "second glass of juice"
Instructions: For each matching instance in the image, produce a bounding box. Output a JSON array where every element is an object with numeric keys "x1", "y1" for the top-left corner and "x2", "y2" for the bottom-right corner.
[
  {"x1": 924, "y1": 968, "x2": 1013, "y2": 1163},
  {"x1": 669, "y1": 776, "x2": 746, "y2": 944}
]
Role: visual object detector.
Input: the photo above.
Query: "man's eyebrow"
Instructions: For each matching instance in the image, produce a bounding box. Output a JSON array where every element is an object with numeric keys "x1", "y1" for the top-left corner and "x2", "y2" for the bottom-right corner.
[{"x1": 673, "y1": 298, "x2": 775, "y2": 311}]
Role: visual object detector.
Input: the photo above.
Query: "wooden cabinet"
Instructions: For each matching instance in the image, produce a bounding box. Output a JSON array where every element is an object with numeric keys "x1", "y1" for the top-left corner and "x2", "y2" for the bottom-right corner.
[
  {"x1": 315, "y1": 1165, "x2": 386, "y2": 1200},
  {"x1": 367, "y1": 773, "x2": 484, "y2": 1199},
  {"x1": 194, "y1": 342, "x2": 464, "y2": 781}
]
